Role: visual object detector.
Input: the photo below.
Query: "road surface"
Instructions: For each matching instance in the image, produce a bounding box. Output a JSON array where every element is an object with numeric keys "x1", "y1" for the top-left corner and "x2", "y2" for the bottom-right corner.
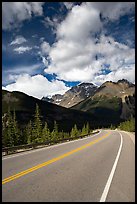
[{"x1": 2, "y1": 130, "x2": 135, "y2": 202}]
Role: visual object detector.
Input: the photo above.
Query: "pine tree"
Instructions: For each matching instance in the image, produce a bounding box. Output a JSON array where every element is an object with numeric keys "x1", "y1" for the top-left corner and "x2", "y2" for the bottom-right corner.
[
  {"x1": 51, "y1": 121, "x2": 58, "y2": 141},
  {"x1": 59, "y1": 130, "x2": 64, "y2": 139},
  {"x1": 70, "y1": 124, "x2": 79, "y2": 138},
  {"x1": 110, "y1": 124, "x2": 113, "y2": 130},
  {"x1": 32, "y1": 104, "x2": 42, "y2": 143},
  {"x1": 4, "y1": 108, "x2": 14, "y2": 147},
  {"x1": 20, "y1": 128, "x2": 28, "y2": 145},
  {"x1": 81, "y1": 124, "x2": 86, "y2": 136},
  {"x1": 2, "y1": 114, "x2": 7, "y2": 147},
  {"x1": 118, "y1": 117, "x2": 135, "y2": 132},
  {"x1": 42, "y1": 122, "x2": 50, "y2": 142},
  {"x1": 78, "y1": 128, "x2": 81, "y2": 136},
  {"x1": 12, "y1": 110, "x2": 19, "y2": 146},
  {"x1": 85, "y1": 122, "x2": 90, "y2": 134},
  {"x1": 26, "y1": 120, "x2": 33, "y2": 144},
  {"x1": 70, "y1": 127, "x2": 74, "y2": 138},
  {"x1": 64, "y1": 132, "x2": 70, "y2": 138}
]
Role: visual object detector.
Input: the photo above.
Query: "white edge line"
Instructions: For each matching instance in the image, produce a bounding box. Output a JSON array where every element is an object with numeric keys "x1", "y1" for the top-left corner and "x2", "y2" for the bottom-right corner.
[
  {"x1": 99, "y1": 131, "x2": 123, "y2": 202},
  {"x1": 2, "y1": 130, "x2": 102, "y2": 160},
  {"x1": 121, "y1": 131, "x2": 135, "y2": 145}
]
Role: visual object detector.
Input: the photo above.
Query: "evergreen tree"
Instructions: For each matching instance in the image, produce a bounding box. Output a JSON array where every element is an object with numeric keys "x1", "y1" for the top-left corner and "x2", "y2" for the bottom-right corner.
[
  {"x1": 70, "y1": 127, "x2": 74, "y2": 138},
  {"x1": 118, "y1": 117, "x2": 135, "y2": 132},
  {"x1": 2, "y1": 109, "x2": 21, "y2": 147},
  {"x1": 78, "y1": 128, "x2": 81, "y2": 136},
  {"x1": 51, "y1": 121, "x2": 58, "y2": 141},
  {"x1": 57, "y1": 130, "x2": 64, "y2": 140},
  {"x1": 64, "y1": 132, "x2": 70, "y2": 138},
  {"x1": 110, "y1": 124, "x2": 113, "y2": 130},
  {"x1": 4, "y1": 108, "x2": 14, "y2": 147},
  {"x1": 81, "y1": 124, "x2": 86, "y2": 136},
  {"x1": 12, "y1": 110, "x2": 19, "y2": 146},
  {"x1": 70, "y1": 124, "x2": 79, "y2": 138},
  {"x1": 42, "y1": 122, "x2": 50, "y2": 142},
  {"x1": 32, "y1": 104, "x2": 42, "y2": 143},
  {"x1": 2, "y1": 114, "x2": 7, "y2": 147},
  {"x1": 26, "y1": 120, "x2": 33, "y2": 144},
  {"x1": 85, "y1": 122, "x2": 90, "y2": 134},
  {"x1": 20, "y1": 128, "x2": 28, "y2": 145}
]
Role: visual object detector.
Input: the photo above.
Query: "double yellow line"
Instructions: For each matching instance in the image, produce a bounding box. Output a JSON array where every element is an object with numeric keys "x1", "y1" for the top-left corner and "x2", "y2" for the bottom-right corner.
[{"x1": 2, "y1": 132, "x2": 110, "y2": 185}]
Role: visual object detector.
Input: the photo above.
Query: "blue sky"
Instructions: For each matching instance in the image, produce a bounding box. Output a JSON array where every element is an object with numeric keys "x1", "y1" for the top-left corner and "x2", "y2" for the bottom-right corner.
[{"x1": 2, "y1": 2, "x2": 135, "y2": 99}]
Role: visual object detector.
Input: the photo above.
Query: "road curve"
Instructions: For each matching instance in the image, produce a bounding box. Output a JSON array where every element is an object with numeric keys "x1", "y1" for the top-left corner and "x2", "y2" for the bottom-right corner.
[{"x1": 2, "y1": 130, "x2": 135, "y2": 202}]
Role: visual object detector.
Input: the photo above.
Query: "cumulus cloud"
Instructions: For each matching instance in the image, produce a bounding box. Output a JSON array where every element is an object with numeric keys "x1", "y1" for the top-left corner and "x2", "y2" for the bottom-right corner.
[
  {"x1": 3, "y1": 74, "x2": 70, "y2": 99},
  {"x1": 90, "y1": 2, "x2": 135, "y2": 21},
  {"x1": 63, "y1": 2, "x2": 74, "y2": 10},
  {"x1": 43, "y1": 16, "x2": 58, "y2": 29},
  {"x1": 40, "y1": 41, "x2": 51, "y2": 55},
  {"x1": 2, "y1": 2, "x2": 135, "y2": 98},
  {"x1": 41, "y1": 57, "x2": 49, "y2": 67},
  {"x1": 57, "y1": 3, "x2": 102, "y2": 41},
  {"x1": 94, "y1": 64, "x2": 135, "y2": 85},
  {"x1": 43, "y1": 15, "x2": 64, "y2": 34},
  {"x1": 2, "y1": 86, "x2": 7, "y2": 90},
  {"x1": 43, "y1": 2, "x2": 135, "y2": 85},
  {"x1": 14, "y1": 46, "x2": 32, "y2": 54},
  {"x1": 38, "y1": 41, "x2": 51, "y2": 67},
  {"x1": 4, "y1": 64, "x2": 42, "y2": 75},
  {"x1": 2, "y1": 2, "x2": 45, "y2": 30},
  {"x1": 2, "y1": 64, "x2": 44, "y2": 86},
  {"x1": 10, "y1": 36, "x2": 27, "y2": 45}
]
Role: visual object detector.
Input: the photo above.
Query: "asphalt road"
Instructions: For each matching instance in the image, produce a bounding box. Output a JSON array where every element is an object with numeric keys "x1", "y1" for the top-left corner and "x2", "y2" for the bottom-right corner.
[{"x1": 2, "y1": 130, "x2": 135, "y2": 202}]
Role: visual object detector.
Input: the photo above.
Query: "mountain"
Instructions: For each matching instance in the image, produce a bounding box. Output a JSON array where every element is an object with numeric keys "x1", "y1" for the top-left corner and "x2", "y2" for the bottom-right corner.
[
  {"x1": 92, "y1": 79, "x2": 134, "y2": 99},
  {"x1": 71, "y1": 79, "x2": 135, "y2": 124},
  {"x1": 2, "y1": 90, "x2": 99, "y2": 132},
  {"x1": 2, "y1": 79, "x2": 135, "y2": 131},
  {"x1": 42, "y1": 83, "x2": 97, "y2": 108},
  {"x1": 42, "y1": 94, "x2": 64, "y2": 105}
]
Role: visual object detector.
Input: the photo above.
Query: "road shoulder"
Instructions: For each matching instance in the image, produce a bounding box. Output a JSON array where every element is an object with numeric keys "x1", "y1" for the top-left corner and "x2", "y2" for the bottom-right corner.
[{"x1": 121, "y1": 131, "x2": 135, "y2": 145}]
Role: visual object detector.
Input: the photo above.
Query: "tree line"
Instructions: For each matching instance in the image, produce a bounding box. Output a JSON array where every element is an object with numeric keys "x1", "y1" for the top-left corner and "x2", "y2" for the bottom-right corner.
[
  {"x1": 2, "y1": 104, "x2": 92, "y2": 148},
  {"x1": 108, "y1": 116, "x2": 135, "y2": 132},
  {"x1": 117, "y1": 117, "x2": 135, "y2": 132}
]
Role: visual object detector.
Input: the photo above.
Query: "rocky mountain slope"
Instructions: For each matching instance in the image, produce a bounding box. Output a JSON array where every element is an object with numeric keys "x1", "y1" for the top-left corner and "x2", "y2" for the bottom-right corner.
[
  {"x1": 2, "y1": 79, "x2": 135, "y2": 130},
  {"x1": 42, "y1": 83, "x2": 97, "y2": 108},
  {"x1": 72, "y1": 79, "x2": 135, "y2": 122}
]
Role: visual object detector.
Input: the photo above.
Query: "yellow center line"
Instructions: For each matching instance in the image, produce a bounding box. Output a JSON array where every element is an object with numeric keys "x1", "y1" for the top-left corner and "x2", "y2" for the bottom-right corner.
[{"x1": 2, "y1": 132, "x2": 110, "y2": 185}]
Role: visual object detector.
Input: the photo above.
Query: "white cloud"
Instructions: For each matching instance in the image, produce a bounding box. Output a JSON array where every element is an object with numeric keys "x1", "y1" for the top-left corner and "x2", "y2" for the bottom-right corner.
[
  {"x1": 2, "y1": 86, "x2": 7, "y2": 90},
  {"x1": 41, "y1": 57, "x2": 49, "y2": 67},
  {"x1": 94, "y1": 64, "x2": 135, "y2": 85},
  {"x1": 3, "y1": 64, "x2": 44, "y2": 86},
  {"x1": 40, "y1": 41, "x2": 50, "y2": 55},
  {"x1": 10, "y1": 36, "x2": 27, "y2": 45},
  {"x1": 63, "y1": 2, "x2": 74, "y2": 10},
  {"x1": 89, "y1": 2, "x2": 135, "y2": 21},
  {"x1": 57, "y1": 3, "x2": 102, "y2": 42},
  {"x1": 2, "y1": 2, "x2": 45, "y2": 30},
  {"x1": 3, "y1": 74, "x2": 69, "y2": 99},
  {"x1": 40, "y1": 37, "x2": 45, "y2": 42},
  {"x1": 42, "y1": 2, "x2": 135, "y2": 85},
  {"x1": 14, "y1": 46, "x2": 32, "y2": 54},
  {"x1": 43, "y1": 15, "x2": 63, "y2": 34},
  {"x1": 4, "y1": 64, "x2": 42, "y2": 75},
  {"x1": 2, "y1": 2, "x2": 135, "y2": 98},
  {"x1": 44, "y1": 16, "x2": 58, "y2": 29},
  {"x1": 38, "y1": 41, "x2": 51, "y2": 67},
  {"x1": 30, "y1": 2, "x2": 44, "y2": 15}
]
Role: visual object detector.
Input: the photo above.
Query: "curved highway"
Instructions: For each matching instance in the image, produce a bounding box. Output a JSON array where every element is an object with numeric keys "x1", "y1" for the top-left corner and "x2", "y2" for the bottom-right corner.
[{"x1": 2, "y1": 130, "x2": 135, "y2": 202}]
